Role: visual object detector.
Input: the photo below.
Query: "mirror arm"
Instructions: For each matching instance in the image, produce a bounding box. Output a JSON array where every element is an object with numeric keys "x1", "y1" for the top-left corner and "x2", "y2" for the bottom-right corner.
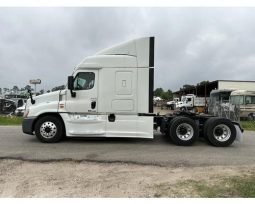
[
  {"x1": 70, "y1": 90, "x2": 76, "y2": 98},
  {"x1": 27, "y1": 89, "x2": 35, "y2": 104}
]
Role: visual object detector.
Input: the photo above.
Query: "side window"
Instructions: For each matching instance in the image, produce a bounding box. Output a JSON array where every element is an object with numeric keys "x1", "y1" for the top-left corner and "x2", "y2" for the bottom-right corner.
[
  {"x1": 245, "y1": 96, "x2": 255, "y2": 104},
  {"x1": 73, "y1": 72, "x2": 95, "y2": 90}
]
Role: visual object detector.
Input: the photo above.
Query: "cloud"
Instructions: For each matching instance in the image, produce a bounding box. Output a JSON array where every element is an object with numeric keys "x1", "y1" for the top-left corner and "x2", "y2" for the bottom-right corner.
[{"x1": 0, "y1": 8, "x2": 255, "y2": 92}]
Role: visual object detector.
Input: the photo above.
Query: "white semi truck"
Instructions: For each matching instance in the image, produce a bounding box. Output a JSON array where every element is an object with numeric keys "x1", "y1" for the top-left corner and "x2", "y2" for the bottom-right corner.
[{"x1": 22, "y1": 37, "x2": 243, "y2": 147}]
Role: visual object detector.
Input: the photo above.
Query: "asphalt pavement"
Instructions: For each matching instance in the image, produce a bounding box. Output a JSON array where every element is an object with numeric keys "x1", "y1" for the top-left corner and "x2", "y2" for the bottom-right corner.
[{"x1": 0, "y1": 126, "x2": 254, "y2": 167}]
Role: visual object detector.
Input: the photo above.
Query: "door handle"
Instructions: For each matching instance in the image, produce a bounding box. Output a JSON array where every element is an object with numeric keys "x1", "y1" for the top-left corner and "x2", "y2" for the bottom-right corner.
[
  {"x1": 108, "y1": 114, "x2": 115, "y2": 122},
  {"x1": 91, "y1": 101, "x2": 96, "y2": 109}
]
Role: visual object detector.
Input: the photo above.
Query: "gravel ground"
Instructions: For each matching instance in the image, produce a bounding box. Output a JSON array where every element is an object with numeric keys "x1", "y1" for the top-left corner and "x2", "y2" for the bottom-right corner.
[
  {"x1": 0, "y1": 107, "x2": 253, "y2": 197},
  {"x1": 1, "y1": 159, "x2": 255, "y2": 197}
]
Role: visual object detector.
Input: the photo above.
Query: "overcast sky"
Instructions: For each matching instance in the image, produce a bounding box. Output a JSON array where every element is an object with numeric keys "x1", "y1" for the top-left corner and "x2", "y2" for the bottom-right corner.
[{"x1": 0, "y1": 7, "x2": 255, "y2": 92}]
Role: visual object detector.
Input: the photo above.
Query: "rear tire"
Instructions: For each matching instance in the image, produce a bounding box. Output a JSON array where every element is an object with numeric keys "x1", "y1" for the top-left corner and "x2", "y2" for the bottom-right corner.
[
  {"x1": 35, "y1": 116, "x2": 64, "y2": 143},
  {"x1": 203, "y1": 117, "x2": 236, "y2": 147},
  {"x1": 168, "y1": 116, "x2": 198, "y2": 146}
]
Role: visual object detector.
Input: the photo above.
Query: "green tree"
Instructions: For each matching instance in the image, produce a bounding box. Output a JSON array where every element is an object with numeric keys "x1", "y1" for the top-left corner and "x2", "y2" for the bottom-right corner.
[
  {"x1": 154, "y1": 88, "x2": 164, "y2": 97},
  {"x1": 52, "y1": 85, "x2": 65, "y2": 92},
  {"x1": 12, "y1": 85, "x2": 19, "y2": 93},
  {"x1": 39, "y1": 89, "x2": 45, "y2": 95},
  {"x1": 24, "y1": 85, "x2": 31, "y2": 90},
  {"x1": 3, "y1": 88, "x2": 9, "y2": 93},
  {"x1": 182, "y1": 84, "x2": 195, "y2": 90},
  {"x1": 197, "y1": 80, "x2": 209, "y2": 86},
  {"x1": 161, "y1": 89, "x2": 173, "y2": 100}
]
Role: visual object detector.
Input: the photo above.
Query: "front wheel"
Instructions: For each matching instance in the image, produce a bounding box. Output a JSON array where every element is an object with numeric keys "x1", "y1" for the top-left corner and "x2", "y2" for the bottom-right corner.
[
  {"x1": 34, "y1": 116, "x2": 64, "y2": 143},
  {"x1": 203, "y1": 117, "x2": 236, "y2": 147}
]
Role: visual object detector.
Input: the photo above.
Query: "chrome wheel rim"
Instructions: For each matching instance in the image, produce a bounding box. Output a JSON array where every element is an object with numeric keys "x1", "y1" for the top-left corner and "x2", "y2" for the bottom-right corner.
[
  {"x1": 40, "y1": 121, "x2": 57, "y2": 138},
  {"x1": 213, "y1": 124, "x2": 231, "y2": 142},
  {"x1": 176, "y1": 123, "x2": 194, "y2": 141}
]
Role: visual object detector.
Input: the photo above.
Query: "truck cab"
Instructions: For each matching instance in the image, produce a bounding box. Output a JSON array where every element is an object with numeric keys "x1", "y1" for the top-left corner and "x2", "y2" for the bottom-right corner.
[
  {"x1": 22, "y1": 37, "x2": 155, "y2": 142},
  {"x1": 166, "y1": 97, "x2": 179, "y2": 110},
  {"x1": 181, "y1": 94, "x2": 195, "y2": 109}
]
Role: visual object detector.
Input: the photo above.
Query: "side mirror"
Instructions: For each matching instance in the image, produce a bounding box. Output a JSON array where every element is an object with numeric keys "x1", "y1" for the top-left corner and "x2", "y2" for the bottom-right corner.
[
  {"x1": 68, "y1": 76, "x2": 74, "y2": 90},
  {"x1": 27, "y1": 89, "x2": 35, "y2": 104},
  {"x1": 67, "y1": 76, "x2": 76, "y2": 97}
]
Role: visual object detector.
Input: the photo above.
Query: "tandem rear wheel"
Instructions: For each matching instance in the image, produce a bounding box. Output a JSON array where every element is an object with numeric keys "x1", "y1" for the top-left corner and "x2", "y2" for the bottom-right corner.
[
  {"x1": 167, "y1": 116, "x2": 237, "y2": 147},
  {"x1": 203, "y1": 117, "x2": 236, "y2": 147},
  {"x1": 168, "y1": 116, "x2": 199, "y2": 146}
]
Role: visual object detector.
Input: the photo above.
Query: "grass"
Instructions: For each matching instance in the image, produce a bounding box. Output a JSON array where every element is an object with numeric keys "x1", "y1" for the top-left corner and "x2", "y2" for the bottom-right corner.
[
  {"x1": 153, "y1": 175, "x2": 255, "y2": 198},
  {"x1": 0, "y1": 115, "x2": 23, "y2": 125},
  {"x1": 186, "y1": 176, "x2": 255, "y2": 197},
  {"x1": 240, "y1": 121, "x2": 255, "y2": 131}
]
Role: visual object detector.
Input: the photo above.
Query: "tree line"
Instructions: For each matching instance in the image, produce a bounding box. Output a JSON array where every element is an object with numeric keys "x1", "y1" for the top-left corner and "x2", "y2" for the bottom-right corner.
[
  {"x1": 0, "y1": 84, "x2": 66, "y2": 96},
  {"x1": 154, "y1": 88, "x2": 173, "y2": 100},
  {"x1": 153, "y1": 81, "x2": 210, "y2": 101}
]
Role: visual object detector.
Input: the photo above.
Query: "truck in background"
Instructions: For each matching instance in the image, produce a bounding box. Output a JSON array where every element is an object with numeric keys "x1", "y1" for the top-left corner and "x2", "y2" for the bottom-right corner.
[
  {"x1": 0, "y1": 99, "x2": 16, "y2": 114},
  {"x1": 208, "y1": 89, "x2": 234, "y2": 116},
  {"x1": 22, "y1": 37, "x2": 243, "y2": 147},
  {"x1": 175, "y1": 94, "x2": 209, "y2": 113},
  {"x1": 166, "y1": 97, "x2": 179, "y2": 110}
]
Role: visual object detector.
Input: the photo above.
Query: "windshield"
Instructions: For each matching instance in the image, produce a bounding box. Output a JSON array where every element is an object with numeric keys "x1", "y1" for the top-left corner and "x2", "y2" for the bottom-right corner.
[
  {"x1": 210, "y1": 91, "x2": 231, "y2": 103},
  {"x1": 220, "y1": 92, "x2": 231, "y2": 102},
  {"x1": 230, "y1": 95, "x2": 244, "y2": 105}
]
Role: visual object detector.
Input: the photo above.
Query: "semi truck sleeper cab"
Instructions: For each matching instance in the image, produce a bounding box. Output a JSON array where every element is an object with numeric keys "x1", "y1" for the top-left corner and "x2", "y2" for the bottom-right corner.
[{"x1": 22, "y1": 37, "x2": 243, "y2": 147}]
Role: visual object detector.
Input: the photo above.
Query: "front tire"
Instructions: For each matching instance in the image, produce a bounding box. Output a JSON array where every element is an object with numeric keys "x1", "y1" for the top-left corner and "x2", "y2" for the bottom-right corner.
[
  {"x1": 203, "y1": 117, "x2": 236, "y2": 147},
  {"x1": 168, "y1": 116, "x2": 199, "y2": 146},
  {"x1": 34, "y1": 116, "x2": 64, "y2": 143}
]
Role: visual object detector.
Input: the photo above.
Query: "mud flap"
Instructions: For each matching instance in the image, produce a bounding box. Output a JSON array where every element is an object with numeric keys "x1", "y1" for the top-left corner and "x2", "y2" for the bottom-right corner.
[{"x1": 234, "y1": 124, "x2": 243, "y2": 143}]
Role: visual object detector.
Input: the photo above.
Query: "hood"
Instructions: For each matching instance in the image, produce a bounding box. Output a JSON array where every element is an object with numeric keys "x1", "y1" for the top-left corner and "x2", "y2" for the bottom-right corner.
[
  {"x1": 26, "y1": 91, "x2": 60, "y2": 107},
  {"x1": 17, "y1": 105, "x2": 26, "y2": 110},
  {"x1": 35, "y1": 91, "x2": 60, "y2": 104}
]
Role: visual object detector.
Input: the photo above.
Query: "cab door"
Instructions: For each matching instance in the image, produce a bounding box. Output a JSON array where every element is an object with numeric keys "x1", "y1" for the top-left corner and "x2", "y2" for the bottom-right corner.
[
  {"x1": 66, "y1": 70, "x2": 98, "y2": 113},
  {"x1": 64, "y1": 70, "x2": 106, "y2": 137}
]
